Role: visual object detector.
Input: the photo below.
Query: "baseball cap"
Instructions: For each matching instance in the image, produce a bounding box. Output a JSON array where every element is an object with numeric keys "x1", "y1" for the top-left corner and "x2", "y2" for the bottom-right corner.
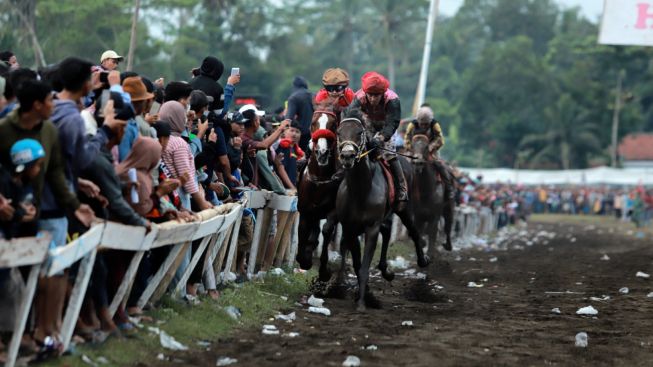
[
  {"x1": 238, "y1": 104, "x2": 265, "y2": 122},
  {"x1": 10, "y1": 139, "x2": 45, "y2": 173},
  {"x1": 100, "y1": 50, "x2": 124, "y2": 63},
  {"x1": 228, "y1": 111, "x2": 247, "y2": 124}
]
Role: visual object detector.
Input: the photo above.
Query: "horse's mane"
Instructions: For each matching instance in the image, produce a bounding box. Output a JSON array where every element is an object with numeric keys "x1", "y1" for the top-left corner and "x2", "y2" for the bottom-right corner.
[{"x1": 342, "y1": 106, "x2": 364, "y2": 122}]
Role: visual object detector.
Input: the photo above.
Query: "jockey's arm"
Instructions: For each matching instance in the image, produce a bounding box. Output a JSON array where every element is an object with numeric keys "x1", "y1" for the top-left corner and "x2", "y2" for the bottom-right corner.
[
  {"x1": 430, "y1": 121, "x2": 445, "y2": 152},
  {"x1": 404, "y1": 123, "x2": 415, "y2": 150},
  {"x1": 381, "y1": 98, "x2": 401, "y2": 141}
]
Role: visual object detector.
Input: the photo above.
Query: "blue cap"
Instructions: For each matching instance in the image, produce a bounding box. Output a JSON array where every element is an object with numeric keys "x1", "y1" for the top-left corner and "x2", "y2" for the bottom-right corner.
[{"x1": 10, "y1": 139, "x2": 45, "y2": 173}]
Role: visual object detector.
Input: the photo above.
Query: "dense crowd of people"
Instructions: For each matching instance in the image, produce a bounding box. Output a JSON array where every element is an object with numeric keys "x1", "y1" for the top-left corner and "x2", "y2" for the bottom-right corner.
[{"x1": 0, "y1": 50, "x2": 318, "y2": 361}]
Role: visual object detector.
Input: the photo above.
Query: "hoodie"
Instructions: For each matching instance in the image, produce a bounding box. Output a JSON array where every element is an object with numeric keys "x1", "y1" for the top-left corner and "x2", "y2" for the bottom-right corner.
[
  {"x1": 285, "y1": 76, "x2": 314, "y2": 152},
  {"x1": 40, "y1": 99, "x2": 113, "y2": 216},
  {"x1": 190, "y1": 56, "x2": 225, "y2": 111}
]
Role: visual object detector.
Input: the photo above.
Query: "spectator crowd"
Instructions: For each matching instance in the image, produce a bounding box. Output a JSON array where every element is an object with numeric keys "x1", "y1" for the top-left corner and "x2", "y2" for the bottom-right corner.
[{"x1": 0, "y1": 50, "x2": 310, "y2": 362}]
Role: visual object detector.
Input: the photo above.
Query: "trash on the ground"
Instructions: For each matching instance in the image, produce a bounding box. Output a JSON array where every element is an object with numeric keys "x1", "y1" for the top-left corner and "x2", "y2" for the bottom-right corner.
[
  {"x1": 220, "y1": 271, "x2": 237, "y2": 282},
  {"x1": 551, "y1": 308, "x2": 561, "y2": 314},
  {"x1": 388, "y1": 256, "x2": 409, "y2": 270},
  {"x1": 328, "y1": 250, "x2": 342, "y2": 262},
  {"x1": 308, "y1": 295, "x2": 325, "y2": 307},
  {"x1": 619, "y1": 287, "x2": 629, "y2": 294},
  {"x1": 467, "y1": 281, "x2": 484, "y2": 288},
  {"x1": 589, "y1": 295, "x2": 611, "y2": 301},
  {"x1": 270, "y1": 268, "x2": 285, "y2": 276},
  {"x1": 96, "y1": 356, "x2": 109, "y2": 364},
  {"x1": 570, "y1": 238, "x2": 577, "y2": 243},
  {"x1": 342, "y1": 355, "x2": 361, "y2": 367},
  {"x1": 128, "y1": 316, "x2": 144, "y2": 329},
  {"x1": 283, "y1": 332, "x2": 300, "y2": 338},
  {"x1": 157, "y1": 353, "x2": 165, "y2": 361},
  {"x1": 600, "y1": 254, "x2": 610, "y2": 261},
  {"x1": 147, "y1": 327, "x2": 188, "y2": 351},
  {"x1": 197, "y1": 340, "x2": 211, "y2": 347},
  {"x1": 81, "y1": 355, "x2": 98, "y2": 367},
  {"x1": 275, "y1": 311, "x2": 296, "y2": 322},
  {"x1": 576, "y1": 305, "x2": 598, "y2": 316},
  {"x1": 262, "y1": 325, "x2": 280, "y2": 335},
  {"x1": 366, "y1": 345, "x2": 378, "y2": 350},
  {"x1": 308, "y1": 306, "x2": 331, "y2": 316},
  {"x1": 224, "y1": 306, "x2": 242, "y2": 320},
  {"x1": 636, "y1": 271, "x2": 650, "y2": 279},
  {"x1": 575, "y1": 332, "x2": 589, "y2": 348},
  {"x1": 401, "y1": 320, "x2": 413, "y2": 326},
  {"x1": 489, "y1": 257, "x2": 498, "y2": 263},
  {"x1": 647, "y1": 292, "x2": 653, "y2": 298},
  {"x1": 293, "y1": 268, "x2": 307, "y2": 274},
  {"x1": 216, "y1": 357, "x2": 238, "y2": 366}
]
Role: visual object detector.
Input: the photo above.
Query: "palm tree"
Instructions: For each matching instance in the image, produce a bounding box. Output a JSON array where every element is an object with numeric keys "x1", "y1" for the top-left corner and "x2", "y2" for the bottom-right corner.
[{"x1": 519, "y1": 93, "x2": 601, "y2": 169}]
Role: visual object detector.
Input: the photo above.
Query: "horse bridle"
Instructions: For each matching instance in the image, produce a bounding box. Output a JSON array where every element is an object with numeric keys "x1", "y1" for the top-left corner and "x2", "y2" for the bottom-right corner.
[{"x1": 337, "y1": 117, "x2": 368, "y2": 162}]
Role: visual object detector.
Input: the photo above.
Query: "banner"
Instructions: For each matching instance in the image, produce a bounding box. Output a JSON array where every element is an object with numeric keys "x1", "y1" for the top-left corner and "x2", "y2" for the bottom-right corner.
[{"x1": 599, "y1": 0, "x2": 653, "y2": 46}]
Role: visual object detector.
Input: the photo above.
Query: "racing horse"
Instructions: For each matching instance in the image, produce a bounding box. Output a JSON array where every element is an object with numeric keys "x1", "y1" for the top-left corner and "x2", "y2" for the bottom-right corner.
[
  {"x1": 410, "y1": 134, "x2": 447, "y2": 260},
  {"x1": 336, "y1": 108, "x2": 429, "y2": 311},
  {"x1": 296, "y1": 101, "x2": 341, "y2": 281}
]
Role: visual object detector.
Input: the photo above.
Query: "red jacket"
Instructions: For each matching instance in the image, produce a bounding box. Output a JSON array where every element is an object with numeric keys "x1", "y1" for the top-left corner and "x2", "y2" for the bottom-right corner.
[{"x1": 314, "y1": 88, "x2": 355, "y2": 107}]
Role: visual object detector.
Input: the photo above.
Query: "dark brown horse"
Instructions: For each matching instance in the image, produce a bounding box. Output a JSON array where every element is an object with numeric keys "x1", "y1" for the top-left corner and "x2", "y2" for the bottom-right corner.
[
  {"x1": 410, "y1": 134, "x2": 446, "y2": 260},
  {"x1": 336, "y1": 109, "x2": 429, "y2": 311},
  {"x1": 296, "y1": 102, "x2": 341, "y2": 281}
]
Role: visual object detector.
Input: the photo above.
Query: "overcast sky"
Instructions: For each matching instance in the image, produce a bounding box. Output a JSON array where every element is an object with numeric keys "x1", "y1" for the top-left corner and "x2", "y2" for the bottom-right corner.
[{"x1": 440, "y1": 0, "x2": 604, "y2": 22}]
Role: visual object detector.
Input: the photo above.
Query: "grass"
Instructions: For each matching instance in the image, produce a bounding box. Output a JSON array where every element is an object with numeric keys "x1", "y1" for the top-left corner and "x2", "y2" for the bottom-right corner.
[{"x1": 41, "y1": 269, "x2": 313, "y2": 367}]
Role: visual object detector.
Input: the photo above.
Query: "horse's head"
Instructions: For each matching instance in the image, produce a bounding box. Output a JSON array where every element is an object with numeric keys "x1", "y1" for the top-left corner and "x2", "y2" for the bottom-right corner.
[
  {"x1": 310, "y1": 102, "x2": 339, "y2": 166},
  {"x1": 411, "y1": 134, "x2": 430, "y2": 174},
  {"x1": 337, "y1": 108, "x2": 367, "y2": 169}
]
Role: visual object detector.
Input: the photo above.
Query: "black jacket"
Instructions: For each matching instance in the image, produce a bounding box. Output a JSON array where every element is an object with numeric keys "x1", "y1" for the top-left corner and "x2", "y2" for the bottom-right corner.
[
  {"x1": 190, "y1": 57, "x2": 225, "y2": 111},
  {"x1": 285, "y1": 77, "x2": 314, "y2": 133}
]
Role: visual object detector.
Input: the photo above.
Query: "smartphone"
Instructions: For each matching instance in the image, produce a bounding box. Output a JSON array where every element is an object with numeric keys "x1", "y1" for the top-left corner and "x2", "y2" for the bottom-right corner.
[
  {"x1": 149, "y1": 101, "x2": 161, "y2": 115},
  {"x1": 99, "y1": 71, "x2": 109, "y2": 84},
  {"x1": 230, "y1": 67, "x2": 240, "y2": 76}
]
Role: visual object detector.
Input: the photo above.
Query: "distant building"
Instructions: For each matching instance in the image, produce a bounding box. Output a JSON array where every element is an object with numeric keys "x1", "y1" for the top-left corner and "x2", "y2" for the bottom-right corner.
[{"x1": 618, "y1": 133, "x2": 653, "y2": 168}]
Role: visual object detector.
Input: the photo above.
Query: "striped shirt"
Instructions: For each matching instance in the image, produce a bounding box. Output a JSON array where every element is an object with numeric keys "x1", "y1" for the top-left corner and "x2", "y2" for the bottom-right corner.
[{"x1": 162, "y1": 135, "x2": 199, "y2": 194}]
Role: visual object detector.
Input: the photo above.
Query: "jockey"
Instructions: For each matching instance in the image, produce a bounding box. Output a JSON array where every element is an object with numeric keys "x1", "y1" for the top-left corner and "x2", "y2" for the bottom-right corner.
[
  {"x1": 348, "y1": 71, "x2": 407, "y2": 201},
  {"x1": 314, "y1": 68, "x2": 355, "y2": 108},
  {"x1": 405, "y1": 105, "x2": 455, "y2": 201}
]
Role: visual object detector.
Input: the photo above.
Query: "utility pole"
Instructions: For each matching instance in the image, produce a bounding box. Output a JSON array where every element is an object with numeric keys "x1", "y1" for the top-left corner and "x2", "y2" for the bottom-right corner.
[
  {"x1": 611, "y1": 69, "x2": 625, "y2": 168},
  {"x1": 126, "y1": 0, "x2": 141, "y2": 72},
  {"x1": 412, "y1": 0, "x2": 439, "y2": 115}
]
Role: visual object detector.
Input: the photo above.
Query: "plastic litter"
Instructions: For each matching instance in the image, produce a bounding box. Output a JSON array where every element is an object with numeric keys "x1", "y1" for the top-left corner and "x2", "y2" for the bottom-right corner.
[
  {"x1": 197, "y1": 340, "x2": 211, "y2": 347},
  {"x1": 575, "y1": 332, "x2": 588, "y2": 348},
  {"x1": 590, "y1": 295, "x2": 611, "y2": 301},
  {"x1": 600, "y1": 254, "x2": 610, "y2": 261},
  {"x1": 308, "y1": 306, "x2": 331, "y2": 316},
  {"x1": 619, "y1": 287, "x2": 629, "y2": 294},
  {"x1": 308, "y1": 295, "x2": 325, "y2": 307},
  {"x1": 220, "y1": 271, "x2": 237, "y2": 282},
  {"x1": 467, "y1": 282, "x2": 484, "y2": 288},
  {"x1": 270, "y1": 268, "x2": 285, "y2": 276},
  {"x1": 81, "y1": 355, "x2": 98, "y2": 367},
  {"x1": 96, "y1": 357, "x2": 109, "y2": 364},
  {"x1": 365, "y1": 345, "x2": 378, "y2": 351},
  {"x1": 156, "y1": 353, "x2": 165, "y2": 360},
  {"x1": 489, "y1": 257, "x2": 498, "y2": 263},
  {"x1": 275, "y1": 312, "x2": 296, "y2": 322},
  {"x1": 576, "y1": 306, "x2": 598, "y2": 316},
  {"x1": 636, "y1": 271, "x2": 650, "y2": 279},
  {"x1": 283, "y1": 332, "x2": 300, "y2": 338},
  {"x1": 342, "y1": 355, "x2": 361, "y2": 367},
  {"x1": 216, "y1": 357, "x2": 238, "y2": 366},
  {"x1": 224, "y1": 306, "x2": 242, "y2": 320},
  {"x1": 647, "y1": 292, "x2": 653, "y2": 298},
  {"x1": 388, "y1": 256, "x2": 409, "y2": 270},
  {"x1": 551, "y1": 308, "x2": 561, "y2": 314},
  {"x1": 159, "y1": 330, "x2": 188, "y2": 351},
  {"x1": 401, "y1": 320, "x2": 413, "y2": 326},
  {"x1": 262, "y1": 325, "x2": 279, "y2": 335}
]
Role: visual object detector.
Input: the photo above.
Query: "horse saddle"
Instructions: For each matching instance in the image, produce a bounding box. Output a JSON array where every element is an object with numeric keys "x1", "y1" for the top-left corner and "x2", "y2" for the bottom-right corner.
[{"x1": 379, "y1": 160, "x2": 396, "y2": 207}]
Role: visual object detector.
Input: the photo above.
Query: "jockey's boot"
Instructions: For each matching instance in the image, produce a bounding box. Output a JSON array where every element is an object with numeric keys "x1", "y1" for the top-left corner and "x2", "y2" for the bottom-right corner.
[
  {"x1": 389, "y1": 157, "x2": 408, "y2": 202},
  {"x1": 433, "y1": 159, "x2": 455, "y2": 251}
]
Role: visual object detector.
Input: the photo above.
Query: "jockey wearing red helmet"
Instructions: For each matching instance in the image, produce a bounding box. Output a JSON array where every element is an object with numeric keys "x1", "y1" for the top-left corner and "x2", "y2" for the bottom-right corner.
[
  {"x1": 348, "y1": 71, "x2": 407, "y2": 201},
  {"x1": 314, "y1": 68, "x2": 355, "y2": 108}
]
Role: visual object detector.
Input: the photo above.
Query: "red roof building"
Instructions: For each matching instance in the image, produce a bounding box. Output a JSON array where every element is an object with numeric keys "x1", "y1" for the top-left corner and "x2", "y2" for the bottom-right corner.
[{"x1": 618, "y1": 133, "x2": 653, "y2": 168}]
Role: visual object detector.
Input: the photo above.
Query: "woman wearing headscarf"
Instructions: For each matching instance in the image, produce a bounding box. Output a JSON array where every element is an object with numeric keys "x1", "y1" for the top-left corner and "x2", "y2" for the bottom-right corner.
[
  {"x1": 158, "y1": 100, "x2": 212, "y2": 211},
  {"x1": 115, "y1": 136, "x2": 162, "y2": 216}
]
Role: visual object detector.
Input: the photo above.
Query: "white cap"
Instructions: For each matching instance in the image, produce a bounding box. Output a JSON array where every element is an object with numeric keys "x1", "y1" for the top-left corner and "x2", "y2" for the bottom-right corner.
[
  {"x1": 238, "y1": 104, "x2": 266, "y2": 117},
  {"x1": 100, "y1": 50, "x2": 124, "y2": 63}
]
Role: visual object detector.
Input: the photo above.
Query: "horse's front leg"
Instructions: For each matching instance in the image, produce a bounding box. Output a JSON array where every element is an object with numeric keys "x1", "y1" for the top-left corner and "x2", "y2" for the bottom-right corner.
[
  {"x1": 318, "y1": 214, "x2": 338, "y2": 282},
  {"x1": 398, "y1": 210, "x2": 431, "y2": 268},
  {"x1": 357, "y1": 224, "x2": 380, "y2": 311},
  {"x1": 377, "y1": 217, "x2": 395, "y2": 282}
]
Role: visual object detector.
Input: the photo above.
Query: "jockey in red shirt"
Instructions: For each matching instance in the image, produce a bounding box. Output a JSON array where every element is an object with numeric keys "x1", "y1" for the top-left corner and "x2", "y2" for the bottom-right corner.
[
  {"x1": 315, "y1": 68, "x2": 355, "y2": 108},
  {"x1": 348, "y1": 71, "x2": 407, "y2": 201}
]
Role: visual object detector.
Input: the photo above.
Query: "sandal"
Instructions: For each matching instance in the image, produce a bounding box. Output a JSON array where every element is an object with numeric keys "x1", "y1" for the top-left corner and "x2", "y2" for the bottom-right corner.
[{"x1": 33, "y1": 335, "x2": 64, "y2": 362}]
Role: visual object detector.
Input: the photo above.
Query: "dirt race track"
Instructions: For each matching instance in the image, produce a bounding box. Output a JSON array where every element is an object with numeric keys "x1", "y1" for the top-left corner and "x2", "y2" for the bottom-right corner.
[{"x1": 180, "y1": 219, "x2": 653, "y2": 366}]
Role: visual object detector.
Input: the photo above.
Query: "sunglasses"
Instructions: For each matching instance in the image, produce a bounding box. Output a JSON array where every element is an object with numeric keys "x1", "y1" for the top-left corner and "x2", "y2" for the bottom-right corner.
[{"x1": 324, "y1": 84, "x2": 347, "y2": 93}]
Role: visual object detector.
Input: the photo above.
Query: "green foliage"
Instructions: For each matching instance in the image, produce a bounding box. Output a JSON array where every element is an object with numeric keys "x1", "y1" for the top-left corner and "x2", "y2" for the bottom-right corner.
[{"x1": 3, "y1": 0, "x2": 653, "y2": 168}]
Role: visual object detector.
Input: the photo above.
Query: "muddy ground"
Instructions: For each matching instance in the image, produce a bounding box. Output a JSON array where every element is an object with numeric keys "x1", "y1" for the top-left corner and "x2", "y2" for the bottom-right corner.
[{"x1": 176, "y1": 219, "x2": 653, "y2": 366}]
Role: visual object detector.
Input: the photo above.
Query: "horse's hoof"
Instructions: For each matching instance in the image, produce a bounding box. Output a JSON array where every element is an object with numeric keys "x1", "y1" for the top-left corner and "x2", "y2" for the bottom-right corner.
[
  {"x1": 364, "y1": 292, "x2": 382, "y2": 309},
  {"x1": 418, "y1": 255, "x2": 431, "y2": 268},
  {"x1": 356, "y1": 303, "x2": 367, "y2": 312},
  {"x1": 382, "y1": 270, "x2": 395, "y2": 282},
  {"x1": 318, "y1": 270, "x2": 332, "y2": 283},
  {"x1": 442, "y1": 238, "x2": 452, "y2": 251}
]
